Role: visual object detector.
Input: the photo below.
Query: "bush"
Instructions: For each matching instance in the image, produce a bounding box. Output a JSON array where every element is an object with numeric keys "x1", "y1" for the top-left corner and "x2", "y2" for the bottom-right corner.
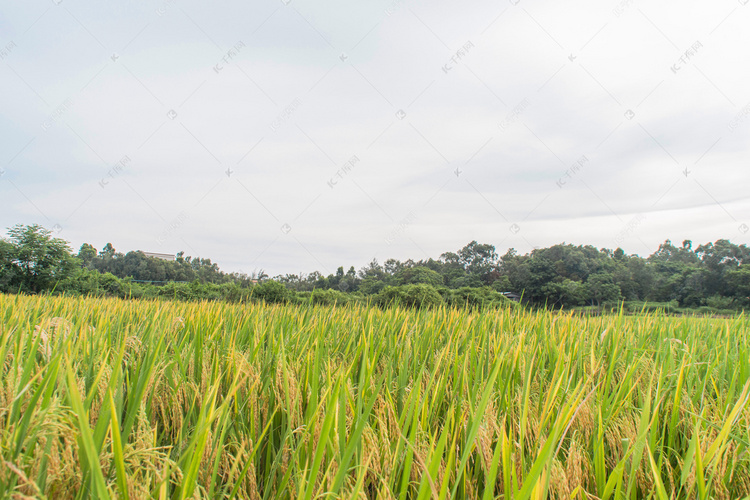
[
  {"x1": 310, "y1": 288, "x2": 352, "y2": 306},
  {"x1": 251, "y1": 281, "x2": 290, "y2": 304},
  {"x1": 359, "y1": 277, "x2": 387, "y2": 295},
  {"x1": 157, "y1": 282, "x2": 194, "y2": 301},
  {"x1": 705, "y1": 295, "x2": 736, "y2": 310},
  {"x1": 395, "y1": 266, "x2": 444, "y2": 287},
  {"x1": 59, "y1": 268, "x2": 129, "y2": 297},
  {"x1": 99, "y1": 272, "x2": 125, "y2": 296},
  {"x1": 375, "y1": 284, "x2": 444, "y2": 309},
  {"x1": 624, "y1": 300, "x2": 680, "y2": 314},
  {"x1": 445, "y1": 286, "x2": 516, "y2": 310}
]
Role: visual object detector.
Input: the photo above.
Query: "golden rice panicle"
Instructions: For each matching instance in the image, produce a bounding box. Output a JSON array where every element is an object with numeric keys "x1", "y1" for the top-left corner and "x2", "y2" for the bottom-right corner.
[{"x1": 0, "y1": 293, "x2": 749, "y2": 498}]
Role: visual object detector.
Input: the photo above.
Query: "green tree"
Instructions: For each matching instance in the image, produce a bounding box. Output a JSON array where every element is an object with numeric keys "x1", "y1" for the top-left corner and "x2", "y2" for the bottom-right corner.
[
  {"x1": 376, "y1": 284, "x2": 443, "y2": 309},
  {"x1": 440, "y1": 241, "x2": 498, "y2": 286},
  {"x1": 695, "y1": 239, "x2": 749, "y2": 297},
  {"x1": 0, "y1": 224, "x2": 78, "y2": 293},
  {"x1": 78, "y1": 243, "x2": 98, "y2": 266},
  {"x1": 359, "y1": 277, "x2": 387, "y2": 295},
  {"x1": 99, "y1": 242, "x2": 116, "y2": 259},
  {"x1": 252, "y1": 281, "x2": 290, "y2": 303},
  {"x1": 0, "y1": 238, "x2": 16, "y2": 291},
  {"x1": 585, "y1": 273, "x2": 622, "y2": 307},
  {"x1": 338, "y1": 266, "x2": 360, "y2": 292},
  {"x1": 726, "y1": 265, "x2": 750, "y2": 308},
  {"x1": 395, "y1": 266, "x2": 444, "y2": 287},
  {"x1": 542, "y1": 279, "x2": 587, "y2": 307}
]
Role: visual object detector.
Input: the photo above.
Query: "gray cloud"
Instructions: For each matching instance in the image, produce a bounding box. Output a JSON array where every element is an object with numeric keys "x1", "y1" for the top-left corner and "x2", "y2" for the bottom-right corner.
[{"x1": 1, "y1": 0, "x2": 748, "y2": 276}]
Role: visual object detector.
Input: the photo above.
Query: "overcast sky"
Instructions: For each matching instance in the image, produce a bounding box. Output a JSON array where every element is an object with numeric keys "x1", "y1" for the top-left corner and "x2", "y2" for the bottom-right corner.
[{"x1": 1, "y1": 0, "x2": 748, "y2": 276}]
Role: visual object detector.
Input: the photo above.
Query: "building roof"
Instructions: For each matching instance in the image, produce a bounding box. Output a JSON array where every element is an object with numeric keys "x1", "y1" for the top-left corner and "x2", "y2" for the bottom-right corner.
[
  {"x1": 140, "y1": 251, "x2": 176, "y2": 261},
  {"x1": 500, "y1": 291, "x2": 522, "y2": 301}
]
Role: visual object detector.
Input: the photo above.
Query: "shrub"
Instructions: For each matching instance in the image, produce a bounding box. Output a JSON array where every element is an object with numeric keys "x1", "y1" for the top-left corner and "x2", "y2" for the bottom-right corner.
[
  {"x1": 395, "y1": 266, "x2": 444, "y2": 287},
  {"x1": 251, "y1": 281, "x2": 290, "y2": 304},
  {"x1": 446, "y1": 286, "x2": 516, "y2": 310},
  {"x1": 706, "y1": 294, "x2": 736, "y2": 310},
  {"x1": 624, "y1": 300, "x2": 680, "y2": 314},
  {"x1": 359, "y1": 277, "x2": 387, "y2": 295},
  {"x1": 157, "y1": 282, "x2": 194, "y2": 300},
  {"x1": 375, "y1": 284, "x2": 444, "y2": 309},
  {"x1": 99, "y1": 272, "x2": 124, "y2": 296},
  {"x1": 310, "y1": 288, "x2": 352, "y2": 306}
]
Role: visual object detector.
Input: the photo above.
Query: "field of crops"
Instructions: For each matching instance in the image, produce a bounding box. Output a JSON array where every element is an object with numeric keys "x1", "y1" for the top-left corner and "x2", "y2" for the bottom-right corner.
[{"x1": 1, "y1": 294, "x2": 749, "y2": 499}]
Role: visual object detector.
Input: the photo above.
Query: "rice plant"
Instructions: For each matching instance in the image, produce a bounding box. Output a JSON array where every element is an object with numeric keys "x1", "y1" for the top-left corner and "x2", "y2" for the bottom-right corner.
[{"x1": 1, "y1": 293, "x2": 749, "y2": 499}]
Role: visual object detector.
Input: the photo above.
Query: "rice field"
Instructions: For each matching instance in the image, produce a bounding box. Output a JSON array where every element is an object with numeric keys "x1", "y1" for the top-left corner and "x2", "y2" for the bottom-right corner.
[{"x1": 1, "y1": 293, "x2": 749, "y2": 499}]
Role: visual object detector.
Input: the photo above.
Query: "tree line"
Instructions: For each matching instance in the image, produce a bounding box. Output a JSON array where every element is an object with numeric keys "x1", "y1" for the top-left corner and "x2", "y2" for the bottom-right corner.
[{"x1": 1, "y1": 224, "x2": 749, "y2": 313}]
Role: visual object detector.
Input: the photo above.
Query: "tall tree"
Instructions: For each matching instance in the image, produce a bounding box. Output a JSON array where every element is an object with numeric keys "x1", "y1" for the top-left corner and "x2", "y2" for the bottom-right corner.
[
  {"x1": 78, "y1": 243, "x2": 97, "y2": 266},
  {"x1": 1, "y1": 224, "x2": 78, "y2": 293}
]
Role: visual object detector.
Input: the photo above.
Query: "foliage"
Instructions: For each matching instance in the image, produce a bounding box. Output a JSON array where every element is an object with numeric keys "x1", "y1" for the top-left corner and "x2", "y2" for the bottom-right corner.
[
  {"x1": 444, "y1": 286, "x2": 517, "y2": 310},
  {"x1": 586, "y1": 272, "x2": 623, "y2": 306},
  {"x1": 309, "y1": 288, "x2": 355, "y2": 306},
  {"x1": 542, "y1": 279, "x2": 587, "y2": 307},
  {"x1": 0, "y1": 224, "x2": 78, "y2": 293},
  {"x1": 2, "y1": 225, "x2": 750, "y2": 313},
  {"x1": 394, "y1": 266, "x2": 444, "y2": 287},
  {"x1": 250, "y1": 280, "x2": 290, "y2": 304},
  {"x1": 375, "y1": 284, "x2": 444, "y2": 309},
  {"x1": 726, "y1": 265, "x2": 750, "y2": 308}
]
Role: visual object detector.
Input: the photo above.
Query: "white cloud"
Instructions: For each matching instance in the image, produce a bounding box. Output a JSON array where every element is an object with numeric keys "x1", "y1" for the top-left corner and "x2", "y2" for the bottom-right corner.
[{"x1": 1, "y1": 0, "x2": 748, "y2": 276}]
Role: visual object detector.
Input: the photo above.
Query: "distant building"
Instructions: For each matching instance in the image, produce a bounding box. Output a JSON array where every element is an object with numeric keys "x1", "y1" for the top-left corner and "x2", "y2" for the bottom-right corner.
[
  {"x1": 141, "y1": 251, "x2": 176, "y2": 261},
  {"x1": 500, "y1": 292, "x2": 521, "y2": 302}
]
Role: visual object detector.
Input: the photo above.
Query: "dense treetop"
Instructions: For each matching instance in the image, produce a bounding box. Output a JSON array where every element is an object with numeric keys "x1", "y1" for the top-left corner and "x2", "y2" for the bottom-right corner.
[{"x1": 1, "y1": 224, "x2": 749, "y2": 312}]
